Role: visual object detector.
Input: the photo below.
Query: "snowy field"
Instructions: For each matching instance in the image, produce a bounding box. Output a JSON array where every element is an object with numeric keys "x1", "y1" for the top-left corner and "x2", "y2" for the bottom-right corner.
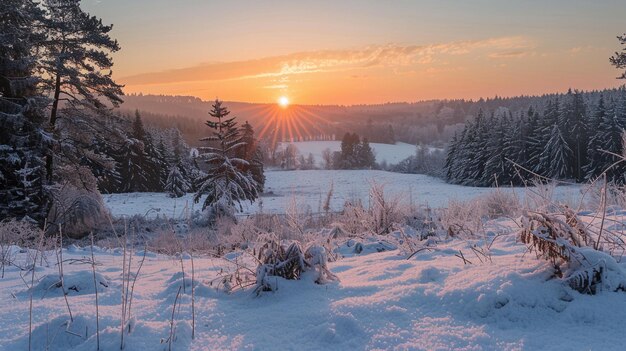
[
  {"x1": 103, "y1": 170, "x2": 583, "y2": 220},
  {"x1": 2, "y1": 217, "x2": 626, "y2": 350},
  {"x1": 278, "y1": 141, "x2": 431, "y2": 166}
]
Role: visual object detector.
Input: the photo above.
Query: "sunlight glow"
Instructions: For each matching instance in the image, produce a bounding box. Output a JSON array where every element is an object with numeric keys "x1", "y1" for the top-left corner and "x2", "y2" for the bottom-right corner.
[{"x1": 278, "y1": 96, "x2": 289, "y2": 108}]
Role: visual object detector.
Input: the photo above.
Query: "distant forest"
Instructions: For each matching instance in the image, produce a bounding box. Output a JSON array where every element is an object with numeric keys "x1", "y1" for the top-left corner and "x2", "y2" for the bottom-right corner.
[
  {"x1": 446, "y1": 88, "x2": 626, "y2": 186},
  {"x1": 119, "y1": 87, "x2": 626, "y2": 150}
]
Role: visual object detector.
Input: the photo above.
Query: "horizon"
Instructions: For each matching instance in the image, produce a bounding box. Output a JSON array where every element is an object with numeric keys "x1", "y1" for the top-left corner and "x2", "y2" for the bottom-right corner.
[{"x1": 84, "y1": 0, "x2": 625, "y2": 105}]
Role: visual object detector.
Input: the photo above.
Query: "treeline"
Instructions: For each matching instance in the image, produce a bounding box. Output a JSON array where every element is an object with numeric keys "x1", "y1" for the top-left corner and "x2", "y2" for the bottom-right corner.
[
  {"x1": 445, "y1": 89, "x2": 626, "y2": 186},
  {"x1": 92, "y1": 111, "x2": 198, "y2": 194}
]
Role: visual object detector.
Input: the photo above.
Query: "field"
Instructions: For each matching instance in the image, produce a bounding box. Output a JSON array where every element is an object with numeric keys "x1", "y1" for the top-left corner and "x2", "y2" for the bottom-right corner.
[
  {"x1": 2, "y1": 214, "x2": 625, "y2": 350},
  {"x1": 103, "y1": 170, "x2": 583, "y2": 220}
]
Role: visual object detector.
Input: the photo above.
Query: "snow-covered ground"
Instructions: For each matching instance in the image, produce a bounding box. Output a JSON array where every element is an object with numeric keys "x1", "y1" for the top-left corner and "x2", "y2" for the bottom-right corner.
[
  {"x1": 278, "y1": 141, "x2": 429, "y2": 166},
  {"x1": 103, "y1": 170, "x2": 582, "y2": 220},
  {"x1": 2, "y1": 217, "x2": 626, "y2": 350}
]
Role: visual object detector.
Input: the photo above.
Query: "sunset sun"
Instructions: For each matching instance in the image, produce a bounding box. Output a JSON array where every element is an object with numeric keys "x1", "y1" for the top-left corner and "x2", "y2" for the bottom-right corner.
[{"x1": 278, "y1": 96, "x2": 289, "y2": 108}]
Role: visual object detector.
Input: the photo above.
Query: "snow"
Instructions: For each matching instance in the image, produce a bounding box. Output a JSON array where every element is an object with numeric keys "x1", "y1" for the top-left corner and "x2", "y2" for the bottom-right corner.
[
  {"x1": 278, "y1": 141, "x2": 432, "y2": 166},
  {"x1": 103, "y1": 170, "x2": 582, "y2": 219},
  {"x1": 2, "y1": 218, "x2": 626, "y2": 350}
]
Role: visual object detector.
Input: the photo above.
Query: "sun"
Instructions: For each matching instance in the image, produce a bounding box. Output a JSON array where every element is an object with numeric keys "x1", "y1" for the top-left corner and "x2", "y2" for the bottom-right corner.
[{"x1": 278, "y1": 96, "x2": 289, "y2": 108}]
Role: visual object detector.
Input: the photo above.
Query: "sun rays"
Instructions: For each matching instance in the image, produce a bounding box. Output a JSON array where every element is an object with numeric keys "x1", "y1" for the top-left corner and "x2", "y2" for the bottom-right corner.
[{"x1": 255, "y1": 104, "x2": 331, "y2": 146}]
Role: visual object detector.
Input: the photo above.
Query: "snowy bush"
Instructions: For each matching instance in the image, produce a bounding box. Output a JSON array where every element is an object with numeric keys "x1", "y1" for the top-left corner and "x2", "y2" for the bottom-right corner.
[
  {"x1": 0, "y1": 219, "x2": 44, "y2": 275},
  {"x1": 476, "y1": 190, "x2": 521, "y2": 219},
  {"x1": 254, "y1": 234, "x2": 338, "y2": 293},
  {"x1": 520, "y1": 211, "x2": 626, "y2": 294},
  {"x1": 440, "y1": 198, "x2": 485, "y2": 237},
  {"x1": 47, "y1": 166, "x2": 110, "y2": 239}
]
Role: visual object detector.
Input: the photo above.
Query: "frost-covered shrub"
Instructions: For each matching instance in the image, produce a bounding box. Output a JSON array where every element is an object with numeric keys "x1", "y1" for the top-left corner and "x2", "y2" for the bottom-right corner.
[
  {"x1": 0, "y1": 219, "x2": 44, "y2": 274},
  {"x1": 335, "y1": 182, "x2": 406, "y2": 235},
  {"x1": 584, "y1": 182, "x2": 626, "y2": 210},
  {"x1": 476, "y1": 190, "x2": 521, "y2": 219},
  {"x1": 520, "y1": 211, "x2": 626, "y2": 294},
  {"x1": 47, "y1": 166, "x2": 109, "y2": 238},
  {"x1": 440, "y1": 198, "x2": 485, "y2": 237},
  {"x1": 254, "y1": 234, "x2": 338, "y2": 293},
  {"x1": 149, "y1": 229, "x2": 183, "y2": 255}
]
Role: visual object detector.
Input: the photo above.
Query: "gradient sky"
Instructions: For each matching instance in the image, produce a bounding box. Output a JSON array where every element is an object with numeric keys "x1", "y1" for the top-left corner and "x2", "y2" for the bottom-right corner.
[{"x1": 84, "y1": 0, "x2": 625, "y2": 105}]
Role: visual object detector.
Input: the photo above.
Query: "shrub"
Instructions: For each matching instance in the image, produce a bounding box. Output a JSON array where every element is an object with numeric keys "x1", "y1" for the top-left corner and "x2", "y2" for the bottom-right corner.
[
  {"x1": 520, "y1": 211, "x2": 626, "y2": 294},
  {"x1": 254, "y1": 234, "x2": 338, "y2": 293}
]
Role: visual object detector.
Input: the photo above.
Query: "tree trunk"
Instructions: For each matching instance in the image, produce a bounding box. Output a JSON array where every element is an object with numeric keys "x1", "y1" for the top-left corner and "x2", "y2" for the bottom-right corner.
[{"x1": 46, "y1": 71, "x2": 62, "y2": 183}]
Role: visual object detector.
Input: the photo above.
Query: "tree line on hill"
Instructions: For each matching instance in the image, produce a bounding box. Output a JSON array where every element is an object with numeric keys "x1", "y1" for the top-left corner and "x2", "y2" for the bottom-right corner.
[{"x1": 445, "y1": 89, "x2": 626, "y2": 186}]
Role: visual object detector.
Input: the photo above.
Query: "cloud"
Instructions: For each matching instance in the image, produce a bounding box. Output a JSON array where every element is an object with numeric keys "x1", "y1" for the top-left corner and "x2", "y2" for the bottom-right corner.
[
  {"x1": 120, "y1": 36, "x2": 533, "y2": 86},
  {"x1": 488, "y1": 50, "x2": 529, "y2": 59}
]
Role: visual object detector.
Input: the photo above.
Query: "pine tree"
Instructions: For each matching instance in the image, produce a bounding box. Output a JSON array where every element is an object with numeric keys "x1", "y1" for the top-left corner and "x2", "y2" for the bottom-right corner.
[
  {"x1": 610, "y1": 33, "x2": 626, "y2": 79},
  {"x1": 465, "y1": 110, "x2": 489, "y2": 184},
  {"x1": 564, "y1": 90, "x2": 588, "y2": 181},
  {"x1": 118, "y1": 111, "x2": 150, "y2": 192},
  {"x1": 541, "y1": 125, "x2": 573, "y2": 179},
  {"x1": 482, "y1": 112, "x2": 509, "y2": 186},
  {"x1": 585, "y1": 95, "x2": 608, "y2": 180},
  {"x1": 237, "y1": 121, "x2": 265, "y2": 192},
  {"x1": 340, "y1": 132, "x2": 360, "y2": 169},
  {"x1": 165, "y1": 165, "x2": 190, "y2": 198},
  {"x1": 194, "y1": 100, "x2": 258, "y2": 217},
  {"x1": 598, "y1": 98, "x2": 626, "y2": 183},
  {"x1": 0, "y1": 0, "x2": 48, "y2": 222},
  {"x1": 40, "y1": 0, "x2": 124, "y2": 182},
  {"x1": 444, "y1": 133, "x2": 459, "y2": 181},
  {"x1": 357, "y1": 137, "x2": 376, "y2": 168}
]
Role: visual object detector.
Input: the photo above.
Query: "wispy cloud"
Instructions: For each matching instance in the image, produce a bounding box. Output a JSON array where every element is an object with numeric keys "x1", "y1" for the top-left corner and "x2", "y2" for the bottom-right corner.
[
  {"x1": 488, "y1": 50, "x2": 529, "y2": 59},
  {"x1": 120, "y1": 36, "x2": 533, "y2": 86}
]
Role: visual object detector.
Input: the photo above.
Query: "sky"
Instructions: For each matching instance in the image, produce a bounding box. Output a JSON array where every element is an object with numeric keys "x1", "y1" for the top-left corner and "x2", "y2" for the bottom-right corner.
[{"x1": 84, "y1": 0, "x2": 626, "y2": 105}]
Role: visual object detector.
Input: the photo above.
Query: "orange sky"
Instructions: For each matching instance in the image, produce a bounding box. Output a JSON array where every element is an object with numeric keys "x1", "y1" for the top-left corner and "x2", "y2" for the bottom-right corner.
[{"x1": 85, "y1": 0, "x2": 625, "y2": 105}]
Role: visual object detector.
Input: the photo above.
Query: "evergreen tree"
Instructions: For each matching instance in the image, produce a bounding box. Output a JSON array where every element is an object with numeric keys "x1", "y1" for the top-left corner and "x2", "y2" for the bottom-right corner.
[
  {"x1": 541, "y1": 125, "x2": 573, "y2": 179},
  {"x1": 237, "y1": 121, "x2": 265, "y2": 192},
  {"x1": 444, "y1": 133, "x2": 459, "y2": 181},
  {"x1": 465, "y1": 110, "x2": 489, "y2": 184},
  {"x1": 40, "y1": 0, "x2": 124, "y2": 182},
  {"x1": 165, "y1": 165, "x2": 190, "y2": 198},
  {"x1": 357, "y1": 137, "x2": 376, "y2": 168},
  {"x1": 118, "y1": 111, "x2": 150, "y2": 192},
  {"x1": 194, "y1": 100, "x2": 258, "y2": 217},
  {"x1": 563, "y1": 90, "x2": 588, "y2": 181},
  {"x1": 610, "y1": 33, "x2": 626, "y2": 79},
  {"x1": 585, "y1": 95, "x2": 608, "y2": 180},
  {"x1": 482, "y1": 113, "x2": 509, "y2": 186},
  {"x1": 0, "y1": 0, "x2": 48, "y2": 222},
  {"x1": 598, "y1": 98, "x2": 626, "y2": 183}
]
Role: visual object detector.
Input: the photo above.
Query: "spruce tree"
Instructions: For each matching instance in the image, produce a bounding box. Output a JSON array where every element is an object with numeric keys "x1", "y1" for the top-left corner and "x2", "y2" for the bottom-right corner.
[
  {"x1": 0, "y1": 0, "x2": 48, "y2": 222},
  {"x1": 541, "y1": 125, "x2": 573, "y2": 179},
  {"x1": 237, "y1": 121, "x2": 265, "y2": 192},
  {"x1": 357, "y1": 137, "x2": 376, "y2": 168},
  {"x1": 598, "y1": 98, "x2": 626, "y2": 183},
  {"x1": 118, "y1": 112, "x2": 150, "y2": 192},
  {"x1": 194, "y1": 100, "x2": 258, "y2": 217},
  {"x1": 165, "y1": 165, "x2": 190, "y2": 198},
  {"x1": 585, "y1": 95, "x2": 608, "y2": 180}
]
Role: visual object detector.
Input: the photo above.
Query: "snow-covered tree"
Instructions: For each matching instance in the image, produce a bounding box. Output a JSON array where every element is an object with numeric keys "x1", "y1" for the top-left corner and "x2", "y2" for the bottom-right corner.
[
  {"x1": 0, "y1": 0, "x2": 49, "y2": 222},
  {"x1": 165, "y1": 165, "x2": 190, "y2": 198},
  {"x1": 39, "y1": 0, "x2": 124, "y2": 182},
  {"x1": 194, "y1": 100, "x2": 259, "y2": 218},
  {"x1": 541, "y1": 125, "x2": 573, "y2": 180},
  {"x1": 357, "y1": 138, "x2": 376, "y2": 169},
  {"x1": 237, "y1": 121, "x2": 265, "y2": 192}
]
